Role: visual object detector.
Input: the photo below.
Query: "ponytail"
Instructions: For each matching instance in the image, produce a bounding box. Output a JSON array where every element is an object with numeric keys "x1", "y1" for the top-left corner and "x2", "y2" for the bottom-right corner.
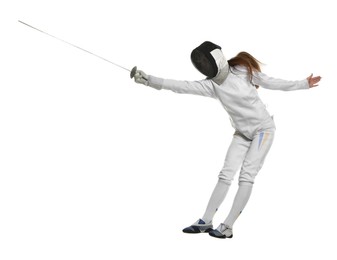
[{"x1": 228, "y1": 52, "x2": 262, "y2": 88}]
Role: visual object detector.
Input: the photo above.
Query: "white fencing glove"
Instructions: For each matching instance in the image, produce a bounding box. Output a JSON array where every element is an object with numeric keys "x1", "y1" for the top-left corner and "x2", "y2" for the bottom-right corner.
[
  {"x1": 132, "y1": 69, "x2": 162, "y2": 90},
  {"x1": 134, "y1": 70, "x2": 149, "y2": 86}
]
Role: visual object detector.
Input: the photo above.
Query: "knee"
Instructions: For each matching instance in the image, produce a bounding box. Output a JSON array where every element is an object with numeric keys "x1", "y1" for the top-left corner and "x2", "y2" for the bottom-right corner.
[
  {"x1": 238, "y1": 171, "x2": 256, "y2": 186},
  {"x1": 238, "y1": 180, "x2": 254, "y2": 187},
  {"x1": 218, "y1": 166, "x2": 237, "y2": 185},
  {"x1": 218, "y1": 175, "x2": 233, "y2": 185}
]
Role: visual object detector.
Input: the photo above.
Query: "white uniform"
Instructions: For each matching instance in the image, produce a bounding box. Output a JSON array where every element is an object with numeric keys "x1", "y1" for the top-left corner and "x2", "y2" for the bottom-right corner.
[{"x1": 145, "y1": 66, "x2": 309, "y2": 228}]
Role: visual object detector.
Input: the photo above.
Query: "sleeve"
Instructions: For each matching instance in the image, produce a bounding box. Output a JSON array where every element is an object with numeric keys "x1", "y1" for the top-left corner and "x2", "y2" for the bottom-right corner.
[
  {"x1": 148, "y1": 75, "x2": 217, "y2": 99},
  {"x1": 252, "y1": 71, "x2": 309, "y2": 91}
]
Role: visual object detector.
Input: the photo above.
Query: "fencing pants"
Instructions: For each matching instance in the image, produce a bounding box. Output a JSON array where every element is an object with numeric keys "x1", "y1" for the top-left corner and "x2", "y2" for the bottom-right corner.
[{"x1": 202, "y1": 128, "x2": 275, "y2": 226}]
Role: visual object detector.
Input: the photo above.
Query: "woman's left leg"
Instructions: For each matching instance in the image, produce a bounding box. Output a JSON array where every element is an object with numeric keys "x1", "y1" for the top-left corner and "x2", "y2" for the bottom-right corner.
[{"x1": 210, "y1": 129, "x2": 275, "y2": 238}]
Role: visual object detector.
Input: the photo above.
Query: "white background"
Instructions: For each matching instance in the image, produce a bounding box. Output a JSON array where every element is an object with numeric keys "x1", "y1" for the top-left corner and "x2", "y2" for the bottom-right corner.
[{"x1": 1, "y1": 0, "x2": 336, "y2": 259}]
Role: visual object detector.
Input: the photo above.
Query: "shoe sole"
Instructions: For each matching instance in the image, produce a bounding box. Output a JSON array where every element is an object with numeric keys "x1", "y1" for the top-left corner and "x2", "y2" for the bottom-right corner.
[{"x1": 209, "y1": 232, "x2": 233, "y2": 239}]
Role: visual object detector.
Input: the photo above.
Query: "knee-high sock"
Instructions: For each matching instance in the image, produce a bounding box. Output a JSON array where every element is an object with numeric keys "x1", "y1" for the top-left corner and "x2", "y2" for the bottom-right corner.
[
  {"x1": 223, "y1": 184, "x2": 253, "y2": 228},
  {"x1": 202, "y1": 179, "x2": 230, "y2": 223}
]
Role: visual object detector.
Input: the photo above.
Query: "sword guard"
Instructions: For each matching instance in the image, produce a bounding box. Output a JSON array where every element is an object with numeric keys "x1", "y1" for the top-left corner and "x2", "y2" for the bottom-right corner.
[{"x1": 130, "y1": 66, "x2": 137, "y2": 79}]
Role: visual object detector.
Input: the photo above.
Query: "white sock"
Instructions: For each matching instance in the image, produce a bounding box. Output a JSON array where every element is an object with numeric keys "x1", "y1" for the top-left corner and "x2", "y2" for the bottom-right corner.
[
  {"x1": 223, "y1": 184, "x2": 253, "y2": 228},
  {"x1": 202, "y1": 179, "x2": 230, "y2": 223}
]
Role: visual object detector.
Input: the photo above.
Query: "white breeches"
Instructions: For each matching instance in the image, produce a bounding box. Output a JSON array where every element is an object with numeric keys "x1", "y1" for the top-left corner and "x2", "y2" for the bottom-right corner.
[{"x1": 219, "y1": 128, "x2": 275, "y2": 186}]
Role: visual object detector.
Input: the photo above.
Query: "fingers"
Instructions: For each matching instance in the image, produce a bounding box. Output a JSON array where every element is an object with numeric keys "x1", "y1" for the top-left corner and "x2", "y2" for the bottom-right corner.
[
  {"x1": 313, "y1": 76, "x2": 322, "y2": 81},
  {"x1": 312, "y1": 76, "x2": 322, "y2": 84},
  {"x1": 134, "y1": 71, "x2": 142, "y2": 79}
]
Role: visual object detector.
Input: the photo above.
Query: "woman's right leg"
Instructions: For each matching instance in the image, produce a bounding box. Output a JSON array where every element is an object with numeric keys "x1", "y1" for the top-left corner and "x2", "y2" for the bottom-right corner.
[{"x1": 201, "y1": 133, "x2": 251, "y2": 223}]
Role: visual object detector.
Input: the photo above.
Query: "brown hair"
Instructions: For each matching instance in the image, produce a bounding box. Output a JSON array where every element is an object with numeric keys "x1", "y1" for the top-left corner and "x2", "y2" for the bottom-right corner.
[{"x1": 228, "y1": 52, "x2": 262, "y2": 88}]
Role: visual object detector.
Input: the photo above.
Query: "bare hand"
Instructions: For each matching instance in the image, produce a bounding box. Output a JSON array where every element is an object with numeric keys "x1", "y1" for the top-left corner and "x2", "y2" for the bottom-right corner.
[{"x1": 307, "y1": 74, "x2": 321, "y2": 88}]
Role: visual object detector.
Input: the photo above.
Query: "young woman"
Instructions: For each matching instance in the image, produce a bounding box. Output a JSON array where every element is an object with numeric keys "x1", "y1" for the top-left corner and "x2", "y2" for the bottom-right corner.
[{"x1": 132, "y1": 41, "x2": 321, "y2": 239}]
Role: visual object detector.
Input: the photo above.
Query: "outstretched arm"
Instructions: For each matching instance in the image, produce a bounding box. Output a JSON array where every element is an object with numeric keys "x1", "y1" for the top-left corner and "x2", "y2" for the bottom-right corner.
[
  {"x1": 253, "y1": 71, "x2": 321, "y2": 91},
  {"x1": 133, "y1": 69, "x2": 217, "y2": 98}
]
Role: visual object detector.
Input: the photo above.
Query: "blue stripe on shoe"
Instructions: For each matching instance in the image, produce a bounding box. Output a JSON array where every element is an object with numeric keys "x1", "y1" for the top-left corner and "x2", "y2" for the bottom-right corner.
[{"x1": 198, "y1": 219, "x2": 206, "y2": 225}]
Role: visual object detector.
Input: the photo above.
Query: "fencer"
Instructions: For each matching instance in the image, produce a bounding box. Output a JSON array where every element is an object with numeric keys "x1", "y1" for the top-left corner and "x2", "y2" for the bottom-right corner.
[{"x1": 133, "y1": 41, "x2": 321, "y2": 239}]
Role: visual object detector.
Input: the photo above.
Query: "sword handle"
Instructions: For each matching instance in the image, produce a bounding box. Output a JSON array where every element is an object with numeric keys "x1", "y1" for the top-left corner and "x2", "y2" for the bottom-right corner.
[{"x1": 130, "y1": 66, "x2": 148, "y2": 82}]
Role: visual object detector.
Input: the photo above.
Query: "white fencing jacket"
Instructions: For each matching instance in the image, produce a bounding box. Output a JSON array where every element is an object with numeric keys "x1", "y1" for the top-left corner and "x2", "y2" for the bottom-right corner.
[{"x1": 147, "y1": 66, "x2": 309, "y2": 140}]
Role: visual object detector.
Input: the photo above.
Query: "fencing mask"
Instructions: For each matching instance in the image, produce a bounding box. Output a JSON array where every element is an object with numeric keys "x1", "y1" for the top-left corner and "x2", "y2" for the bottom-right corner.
[{"x1": 191, "y1": 41, "x2": 229, "y2": 84}]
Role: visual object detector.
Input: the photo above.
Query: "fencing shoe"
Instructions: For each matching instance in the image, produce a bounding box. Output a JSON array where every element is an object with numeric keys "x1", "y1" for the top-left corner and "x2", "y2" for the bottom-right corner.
[
  {"x1": 182, "y1": 219, "x2": 213, "y2": 234},
  {"x1": 209, "y1": 223, "x2": 233, "y2": 239}
]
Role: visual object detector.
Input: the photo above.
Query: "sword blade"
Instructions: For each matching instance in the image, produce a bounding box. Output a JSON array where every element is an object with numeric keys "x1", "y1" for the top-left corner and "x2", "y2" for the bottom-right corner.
[{"x1": 18, "y1": 20, "x2": 130, "y2": 72}]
